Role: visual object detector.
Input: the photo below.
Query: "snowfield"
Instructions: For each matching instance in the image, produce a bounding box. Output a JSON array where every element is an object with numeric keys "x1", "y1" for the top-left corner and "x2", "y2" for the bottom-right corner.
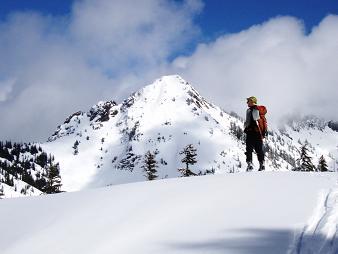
[{"x1": 1, "y1": 172, "x2": 338, "y2": 254}]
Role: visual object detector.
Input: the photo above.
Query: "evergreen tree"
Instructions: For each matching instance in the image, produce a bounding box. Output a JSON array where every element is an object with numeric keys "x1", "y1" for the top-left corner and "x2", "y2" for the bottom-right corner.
[
  {"x1": 295, "y1": 144, "x2": 315, "y2": 171},
  {"x1": 0, "y1": 146, "x2": 14, "y2": 161},
  {"x1": 35, "y1": 176, "x2": 47, "y2": 191},
  {"x1": 5, "y1": 141, "x2": 12, "y2": 149},
  {"x1": 230, "y1": 122, "x2": 245, "y2": 143},
  {"x1": 5, "y1": 173, "x2": 14, "y2": 187},
  {"x1": 30, "y1": 145, "x2": 39, "y2": 155},
  {"x1": 179, "y1": 144, "x2": 197, "y2": 177},
  {"x1": 318, "y1": 155, "x2": 329, "y2": 172},
  {"x1": 44, "y1": 163, "x2": 62, "y2": 194},
  {"x1": 73, "y1": 140, "x2": 80, "y2": 155},
  {"x1": 22, "y1": 170, "x2": 35, "y2": 186},
  {"x1": 142, "y1": 151, "x2": 158, "y2": 180},
  {"x1": 36, "y1": 152, "x2": 48, "y2": 168}
]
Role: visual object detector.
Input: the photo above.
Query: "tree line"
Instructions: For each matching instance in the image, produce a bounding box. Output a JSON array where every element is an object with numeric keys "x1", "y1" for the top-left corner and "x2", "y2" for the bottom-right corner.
[
  {"x1": 0, "y1": 141, "x2": 62, "y2": 196},
  {"x1": 293, "y1": 143, "x2": 329, "y2": 172}
]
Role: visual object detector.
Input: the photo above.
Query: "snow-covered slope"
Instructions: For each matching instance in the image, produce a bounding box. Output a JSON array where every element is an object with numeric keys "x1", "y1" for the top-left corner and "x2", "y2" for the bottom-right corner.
[
  {"x1": 1, "y1": 172, "x2": 337, "y2": 254},
  {"x1": 41, "y1": 75, "x2": 338, "y2": 192}
]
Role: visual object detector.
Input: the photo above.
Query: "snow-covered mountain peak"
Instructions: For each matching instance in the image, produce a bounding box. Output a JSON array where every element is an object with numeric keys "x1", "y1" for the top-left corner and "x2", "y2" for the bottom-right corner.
[
  {"x1": 39, "y1": 75, "x2": 338, "y2": 192},
  {"x1": 142, "y1": 75, "x2": 195, "y2": 97},
  {"x1": 120, "y1": 75, "x2": 213, "y2": 112},
  {"x1": 47, "y1": 75, "x2": 216, "y2": 145},
  {"x1": 42, "y1": 75, "x2": 245, "y2": 190}
]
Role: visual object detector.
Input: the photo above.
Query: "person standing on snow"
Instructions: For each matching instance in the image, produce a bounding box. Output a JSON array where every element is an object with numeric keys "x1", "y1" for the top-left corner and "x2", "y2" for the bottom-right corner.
[{"x1": 244, "y1": 96, "x2": 267, "y2": 171}]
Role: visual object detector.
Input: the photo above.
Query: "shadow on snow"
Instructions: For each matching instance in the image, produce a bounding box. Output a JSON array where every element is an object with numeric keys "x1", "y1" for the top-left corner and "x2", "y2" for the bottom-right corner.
[{"x1": 165, "y1": 228, "x2": 338, "y2": 254}]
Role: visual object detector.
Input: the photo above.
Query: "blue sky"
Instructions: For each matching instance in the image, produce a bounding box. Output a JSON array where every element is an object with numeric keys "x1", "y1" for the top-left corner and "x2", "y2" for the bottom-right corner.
[
  {"x1": 0, "y1": 1, "x2": 71, "y2": 19},
  {"x1": 197, "y1": 1, "x2": 338, "y2": 35},
  {"x1": 1, "y1": 0, "x2": 338, "y2": 141},
  {"x1": 1, "y1": 1, "x2": 338, "y2": 62},
  {"x1": 1, "y1": 0, "x2": 338, "y2": 39}
]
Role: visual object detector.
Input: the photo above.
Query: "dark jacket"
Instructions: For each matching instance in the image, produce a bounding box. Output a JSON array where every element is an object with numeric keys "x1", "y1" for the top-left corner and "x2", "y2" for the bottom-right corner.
[{"x1": 244, "y1": 106, "x2": 260, "y2": 134}]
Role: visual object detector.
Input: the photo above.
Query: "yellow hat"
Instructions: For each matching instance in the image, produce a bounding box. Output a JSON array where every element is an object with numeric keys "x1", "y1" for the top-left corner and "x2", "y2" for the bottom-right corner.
[{"x1": 247, "y1": 96, "x2": 257, "y2": 104}]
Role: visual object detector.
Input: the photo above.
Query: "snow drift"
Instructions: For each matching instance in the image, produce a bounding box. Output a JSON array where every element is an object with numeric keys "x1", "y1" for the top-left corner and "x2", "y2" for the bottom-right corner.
[{"x1": 1, "y1": 172, "x2": 337, "y2": 254}]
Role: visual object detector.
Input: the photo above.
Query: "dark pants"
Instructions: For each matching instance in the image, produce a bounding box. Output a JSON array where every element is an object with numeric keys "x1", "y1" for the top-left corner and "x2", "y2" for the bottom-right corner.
[{"x1": 245, "y1": 132, "x2": 264, "y2": 163}]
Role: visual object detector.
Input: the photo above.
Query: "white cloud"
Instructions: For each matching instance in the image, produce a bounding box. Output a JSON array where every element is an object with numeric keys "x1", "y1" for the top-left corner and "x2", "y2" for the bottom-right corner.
[
  {"x1": 171, "y1": 15, "x2": 338, "y2": 124},
  {"x1": 69, "y1": 0, "x2": 202, "y2": 74},
  {"x1": 0, "y1": 0, "x2": 202, "y2": 142},
  {"x1": 0, "y1": 78, "x2": 15, "y2": 102},
  {"x1": 1, "y1": 1, "x2": 337, "y2": 142}
]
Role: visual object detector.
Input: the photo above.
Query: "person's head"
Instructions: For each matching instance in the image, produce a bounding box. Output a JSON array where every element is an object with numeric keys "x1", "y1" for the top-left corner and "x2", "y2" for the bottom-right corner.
[{"x1": 246, "y1": 96, "x2": 257, "y2": 107}]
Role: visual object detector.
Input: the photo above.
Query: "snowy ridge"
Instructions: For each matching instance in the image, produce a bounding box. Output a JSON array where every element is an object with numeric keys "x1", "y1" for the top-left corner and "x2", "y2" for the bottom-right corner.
[{"x1": 40, "y1": 75, "x2": 338, "y2": 192}]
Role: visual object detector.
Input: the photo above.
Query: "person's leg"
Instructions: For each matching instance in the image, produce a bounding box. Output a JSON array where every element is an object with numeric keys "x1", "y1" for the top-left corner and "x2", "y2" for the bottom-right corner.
[
  {"x1": 254, "y1": 137, "x2": 265, "y2": 170},
  {"x1": 245, "y1": 135, "x2": 254, "y2": 170}
]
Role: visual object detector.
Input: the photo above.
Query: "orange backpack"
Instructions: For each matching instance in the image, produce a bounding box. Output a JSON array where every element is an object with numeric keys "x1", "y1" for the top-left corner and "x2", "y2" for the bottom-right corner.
[{"x1": 256, "y1": 105, "x2": 268, "y2": 138}]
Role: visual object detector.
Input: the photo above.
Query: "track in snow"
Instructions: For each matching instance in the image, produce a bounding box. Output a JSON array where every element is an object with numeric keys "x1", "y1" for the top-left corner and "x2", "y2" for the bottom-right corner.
[{"x1": 290, "y1": 188, "x2": 338, "y2": 254}]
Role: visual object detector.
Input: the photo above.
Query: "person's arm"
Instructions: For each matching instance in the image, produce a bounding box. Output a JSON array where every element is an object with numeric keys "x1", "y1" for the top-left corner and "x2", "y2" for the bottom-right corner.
[{"x1": 244, "y1": 109, "x2": 250, "y2": 130}]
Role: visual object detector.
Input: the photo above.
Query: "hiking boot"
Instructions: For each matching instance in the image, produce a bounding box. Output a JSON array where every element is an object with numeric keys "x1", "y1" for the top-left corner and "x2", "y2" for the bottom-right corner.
[
  {"x1": 258, "y1": 161, "x2": 265, "y2": 171},
  {"x1": 246, "y1": 162, "x2": 254, "y2": 172}
]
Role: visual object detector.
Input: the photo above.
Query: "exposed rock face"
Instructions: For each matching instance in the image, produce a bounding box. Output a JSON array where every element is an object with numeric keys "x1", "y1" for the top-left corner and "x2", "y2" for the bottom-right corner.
[{"x1": 87, "y1": 101, "x2": 118, "y2": 122}]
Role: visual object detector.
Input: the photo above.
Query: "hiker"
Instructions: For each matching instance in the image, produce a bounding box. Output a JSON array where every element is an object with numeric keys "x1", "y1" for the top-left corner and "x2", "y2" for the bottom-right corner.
[{"x1": 244, "y1": 96, "x2": 267, "y2": 171}]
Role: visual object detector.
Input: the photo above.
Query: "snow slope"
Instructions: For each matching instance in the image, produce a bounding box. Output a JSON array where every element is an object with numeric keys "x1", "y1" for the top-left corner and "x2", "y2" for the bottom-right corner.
[
  {"x1": 291, "y1": 188, "x2": 338, "y2": 253},
  {"x1": 1, "y1": 172, "x2": 337, "y2": 254}
]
